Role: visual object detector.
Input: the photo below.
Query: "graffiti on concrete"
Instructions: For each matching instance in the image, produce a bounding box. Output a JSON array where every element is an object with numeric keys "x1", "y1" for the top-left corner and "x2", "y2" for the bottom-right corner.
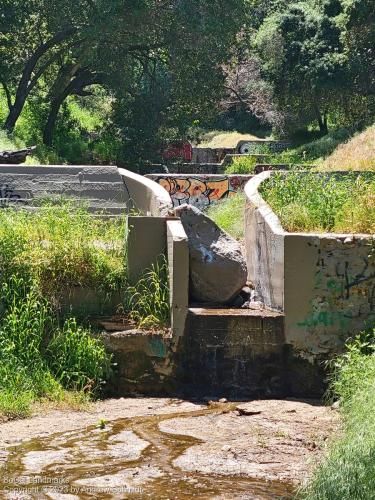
[
  {"x1": 296, "y1": 239, "x2": 375, "y2": 352},
  {"x1": 0, "y1": 183, "x2": 22, "y2": 208},
  {"x1": 152, "y1": 176, "x2": 249, "y2": 209}
]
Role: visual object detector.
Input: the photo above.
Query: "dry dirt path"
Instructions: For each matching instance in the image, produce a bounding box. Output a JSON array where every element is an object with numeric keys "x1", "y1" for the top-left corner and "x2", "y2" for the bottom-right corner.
[{"x1": 0, "y1": 397, "x2": 337, "y2": 499}]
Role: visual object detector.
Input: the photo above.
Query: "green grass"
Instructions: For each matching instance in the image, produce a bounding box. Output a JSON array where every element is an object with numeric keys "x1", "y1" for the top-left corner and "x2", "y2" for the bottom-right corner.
[
  {"x1": 301, "y1": 328, "x2": 375, "y2": 500},
  {"x1": 0, "y1": 202, "x2": 127, "y2": 304},
  {"x1": 206, "y1": 192, "x2": 246, "y2": 239},
  {"x1": 0, "y1": 276, "x2": 111, "y2": 419},
  {"x1": 0, "y1": 204, "x2": 123, "y2": 418},
  {"x1": 122, "y1": 257, "x2": 170, "y2": 329},
  {"x1": 224, "y1": 155, "x2": 258, "y2": 174},
  {"x1": 260, "y1": 172, "x2": 375, "y2": 233},
  {"x1": 0, "y1": 204, "x2": 171, "y2": 418}
]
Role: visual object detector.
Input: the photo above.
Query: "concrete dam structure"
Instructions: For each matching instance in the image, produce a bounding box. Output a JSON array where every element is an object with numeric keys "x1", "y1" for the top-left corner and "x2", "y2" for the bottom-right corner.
[{"x1": 1, "y1": 162, "x2": 374, "y2": 398}]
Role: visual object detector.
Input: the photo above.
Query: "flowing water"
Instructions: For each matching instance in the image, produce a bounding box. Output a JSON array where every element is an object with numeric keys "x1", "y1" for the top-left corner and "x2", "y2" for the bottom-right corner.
[{"x1": 0, "y1": 405, "x2": 294, "y2": 499}]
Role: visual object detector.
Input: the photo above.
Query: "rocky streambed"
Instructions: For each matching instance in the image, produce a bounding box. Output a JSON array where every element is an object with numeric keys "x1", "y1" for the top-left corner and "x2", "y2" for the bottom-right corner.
[{"x1": 0, "y1": 398, "x2": 337, "y2": 499}]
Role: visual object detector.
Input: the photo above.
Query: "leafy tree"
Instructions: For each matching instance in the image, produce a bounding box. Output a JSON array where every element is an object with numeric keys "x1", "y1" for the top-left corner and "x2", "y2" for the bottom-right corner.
[
  {"x1": 254, "y1": 1, "x2": 347, "y2": 134},
  {"x1": 342, "y1": 0, "x2": 375, "y2": 114}
]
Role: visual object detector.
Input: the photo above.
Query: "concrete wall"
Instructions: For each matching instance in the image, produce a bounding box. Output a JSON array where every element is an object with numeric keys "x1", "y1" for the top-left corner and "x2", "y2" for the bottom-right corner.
[
  {"x1": 147, "y1": 174, "x2": 252, "y2": 209},
  {"x1": 149, "y1": 163, "x2": 226, "y2": 175},
  {"x1": 167, "y1": 221, "x2": 189, "y2": 341},
  {"x1": 127, "y1": 216, "x2": 168, "y2": 282},
  {"x1": 192, "y1": 148, "x2": 235, "y2": 164},
  {"x1": 0, "y1": 164, "x2": 128, "y2": 213},
  {"x1": 284, "y1": 234, "x2": 375, "y2": 358},
  {"x1": 126, "y1": 217, "x2": 190, "y2": 339},
  {"x1": 245, "y1": 171, "x2": 375, "y2": 360},
  {"x1": 236, "y1": 140, "x2": 292, "y2": 154},
  {"x1": 118, "y1": 168, "x2": 173, "y2": 216},
  {"x1": 244, "y1": 173, "x2": 284, "y2": 311},
  {"x1": 180, "y1": 308, "x2": 287, "y2": 398}
]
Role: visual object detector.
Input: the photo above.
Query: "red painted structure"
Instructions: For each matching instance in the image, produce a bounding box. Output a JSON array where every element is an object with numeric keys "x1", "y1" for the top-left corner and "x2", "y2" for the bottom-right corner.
[{"x1": 161, "y1": 141, "x2": 192, "y2": 162}]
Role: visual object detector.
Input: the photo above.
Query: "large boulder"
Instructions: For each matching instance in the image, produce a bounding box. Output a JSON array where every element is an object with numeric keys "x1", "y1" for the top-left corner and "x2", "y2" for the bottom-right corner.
[{"x1": 174, "y1": 204, "x2": 247, "y2": 304}]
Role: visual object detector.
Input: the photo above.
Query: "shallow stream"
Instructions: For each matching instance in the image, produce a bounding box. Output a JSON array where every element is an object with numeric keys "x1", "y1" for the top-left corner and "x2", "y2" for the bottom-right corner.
[{"x1": 0, "y1": 405, "x2": 294, "y2": 499}]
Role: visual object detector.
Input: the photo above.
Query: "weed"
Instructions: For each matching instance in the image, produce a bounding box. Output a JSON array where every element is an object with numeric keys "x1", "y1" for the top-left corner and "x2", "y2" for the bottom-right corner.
[
  {"x1": 122, "y1": 257, "x2": 170, "y2": 329},
  {"x1": 0, "y1": 202, "x2": 127, "y2": 306},
  {"x1": 0, "y1": 276, "x2": 112, "y2": 418},
  {"x1": 301, "y1": 328, "x2": 375, "y2": 500},
  {"x1": 206, "y1": 192, "x2": 246, "y2": 240},
  {"x1": 98, "y1": 418, "x2": 107, "y2": 429},
  {"x1": 260, "y1": 172, "x2": 375, "y2": 233},
  {"x1": 225, "y1": 156, "x2": 257, "y2": 174},
  {"x1": 46, "y1": 318, "x2": 112, "y2": 393}
]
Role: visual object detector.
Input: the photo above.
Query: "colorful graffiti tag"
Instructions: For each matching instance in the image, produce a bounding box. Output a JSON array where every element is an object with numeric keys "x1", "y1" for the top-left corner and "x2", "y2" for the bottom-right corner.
[{"x1": 148, "y1": 175, "x2": 251, "y2": 209}]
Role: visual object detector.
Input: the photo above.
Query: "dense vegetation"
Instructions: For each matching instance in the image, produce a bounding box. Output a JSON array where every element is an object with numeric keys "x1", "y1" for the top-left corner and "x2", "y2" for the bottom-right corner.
[
  {"x1": 260, "y1": 172, "x2": 375, "y2": 233},
  {"x1": 0, "y1": 0, "x2": 373, "y2": 166},
  {"x1": 0, "y1": 0, "x2": 244, "y2": 165},
  {"x1": 301, "y1": 329, "x2": 375, "y2": 499},
  {"x1": 0, "y1": 204, "x2": 169, "y2": 418}
]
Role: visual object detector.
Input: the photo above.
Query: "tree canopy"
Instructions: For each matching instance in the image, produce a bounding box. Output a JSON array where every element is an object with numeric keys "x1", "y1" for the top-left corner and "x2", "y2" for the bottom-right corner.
[{"x1": 0, "y1": 0, "x2": 373, "y2": 164}]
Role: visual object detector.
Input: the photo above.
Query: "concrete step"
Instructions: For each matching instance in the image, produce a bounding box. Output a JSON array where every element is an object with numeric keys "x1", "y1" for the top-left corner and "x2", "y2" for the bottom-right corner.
[{"x1": 179, "y1": 307, "x2": 286, "y2": 398}]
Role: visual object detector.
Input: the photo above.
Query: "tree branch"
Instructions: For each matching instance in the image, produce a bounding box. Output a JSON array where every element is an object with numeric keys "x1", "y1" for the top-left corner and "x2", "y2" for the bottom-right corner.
[{"x1": 0, "y1": 80, "x2": 12, "y2": 110}]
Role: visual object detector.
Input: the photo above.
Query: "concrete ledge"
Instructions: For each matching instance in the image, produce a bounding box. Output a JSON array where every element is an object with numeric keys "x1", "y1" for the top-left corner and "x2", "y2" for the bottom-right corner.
[
  {"x1": 118, "y1": 168, "x2": 172, "y2": 216},
  {"x1": 103, "y1": 330, "x2": 175, "y2": 395},
  {"x1": 0, "y1": 164, "x2": 127, "y2": 213},
  {"x1": 244, "y1": 171, "x2": 375, "y2": 359},
  {"x1": 167, "y1": 220, "x2": 189, "y2": 340}
]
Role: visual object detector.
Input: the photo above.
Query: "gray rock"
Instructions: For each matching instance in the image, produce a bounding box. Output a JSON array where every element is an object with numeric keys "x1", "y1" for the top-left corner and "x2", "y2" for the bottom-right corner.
[{"x1": 174, "y1": 204, "x2": 247, "y2": 304}]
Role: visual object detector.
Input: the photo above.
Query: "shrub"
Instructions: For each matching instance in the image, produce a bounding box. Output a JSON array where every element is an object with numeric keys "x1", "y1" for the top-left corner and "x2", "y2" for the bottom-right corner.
[{"x1": 225, "y1": 156, "x2": 257, "y2": 174}]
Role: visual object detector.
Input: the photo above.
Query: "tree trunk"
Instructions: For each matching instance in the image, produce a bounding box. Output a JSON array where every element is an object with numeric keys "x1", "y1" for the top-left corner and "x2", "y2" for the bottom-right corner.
[
  {"x1": 4, "y1": 91, "x2": 28, "y2": 132},
  {"x1": 43, "y1": 70, "x2": 102, "y2": 146},
  {"x1": 316, "y1": 107, "x2": 328, "y2": 135},
  {"x1": 3, "y1": 27, "x2": 76, "y2": 132}
]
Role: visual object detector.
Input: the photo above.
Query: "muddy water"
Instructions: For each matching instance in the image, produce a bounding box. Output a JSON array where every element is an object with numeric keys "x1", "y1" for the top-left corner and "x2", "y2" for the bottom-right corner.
[{"x1": 0, "y1": 405, "x2": 294, "y2": 499}]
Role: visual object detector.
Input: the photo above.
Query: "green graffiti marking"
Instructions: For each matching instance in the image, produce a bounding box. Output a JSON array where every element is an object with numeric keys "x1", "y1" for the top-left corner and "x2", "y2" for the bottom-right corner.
[
  {"x1": 148, "y1": 337, "x2": 167, "y2": 358},
  {"x1": 297, "y1": 311, "x2": 350, "y2": 329}
]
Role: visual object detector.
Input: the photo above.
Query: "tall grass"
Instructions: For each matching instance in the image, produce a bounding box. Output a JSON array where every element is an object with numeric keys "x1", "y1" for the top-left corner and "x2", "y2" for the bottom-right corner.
[
  {"x1": 0, "y1": 205, "x2": 172, "y2": 417},
  {"x1": 0, "y1": 277, "x2": 111, "y2": 418},
  {"x1": 0, "y1": 203, "x2": 125, "y2": 418},
  {"x1": 260, "y1": 172, "x2": 375, "y2": 233},
  {"x1": 301, "y1": 328, "x2": 375, "y2": 500},
  {"x1": 122, "y1": 257, "x2": 170, "y2": 329},
  {"x1": 206, "y1": 192, "x2": 246, "y2": 239},
  {"x1": 320, "y1": 124, "x2": 375, "y2": 172},
  {"x1": 0, "y1": 202, "x2": 126, "y2": 304}
]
